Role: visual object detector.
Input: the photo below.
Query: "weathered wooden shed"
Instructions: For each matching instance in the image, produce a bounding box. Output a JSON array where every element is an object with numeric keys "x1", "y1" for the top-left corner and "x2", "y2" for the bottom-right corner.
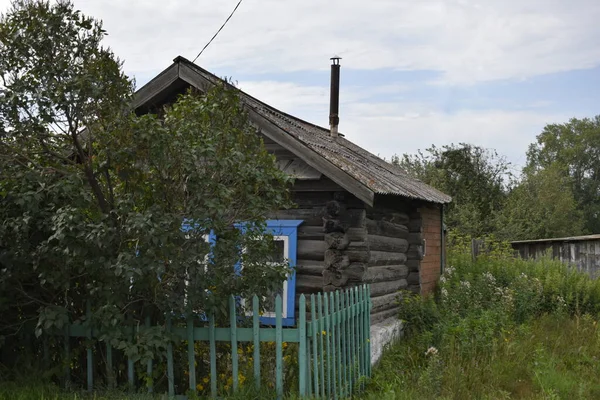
[
  {"x1": 512, "y1": 235, "x2": 600, "y2": 279},
  {"x1": 134, "y1": 56, "x2": 452, "y2": 325}
]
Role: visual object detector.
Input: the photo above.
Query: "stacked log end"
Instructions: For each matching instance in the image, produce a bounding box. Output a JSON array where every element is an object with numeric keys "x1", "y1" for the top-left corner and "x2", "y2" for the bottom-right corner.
[{"x1": 322, "y1": 194, "x2": 369, "y2": 293}]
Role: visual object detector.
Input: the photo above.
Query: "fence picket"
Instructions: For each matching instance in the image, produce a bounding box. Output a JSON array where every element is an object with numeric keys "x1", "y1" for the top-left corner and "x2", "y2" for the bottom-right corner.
[
  {"x1": 366, "y1": 285, "x2": 372, "y2": 377},
  {"x1": 252, "y1": 295, "x2": 260, "y2": 390},
  {"x1": 298, "y1": 295, "x2": 307, "y2": 397},
  {"x1": 344, "y1": 289, "x2": 351, "y2": 394},
  {"x1": 86, "y1": 301, "x2": 93, "y2": 392},
  {"x1": 166, "y1": 316, "x2": 175, "y2": 397},
  {"x1": 324, "y1": 292, "x2": 331, "y2": 398},
  {"x1": 364, "y1": 285, "x2": 370, "y2": 383},
  {"x1": 106, "y1": 342, "x2": 114, "y2": 389},
  {"x1": 335, "y1": 291, "x2": 342, "y2": 398},
  {"x1": 306, "y1": 325, "x2": 312, "y2": 398},
  {"x1": 145, "y1": 316, "x2": 153, "y2": 393},
  {"x1": 229, "y1": 296, "x2": 239, "y2": 392},
  {"x1": 358, "y1": 286, "x2": 366, "y2": 389},
  {"x1": 348, "y1": 288, "x2": 356, "y2": 393},
  {"x1": 275, "y1": 295, "x2": 283, "y2": 399},
  {"x1": 311, "y1": 294, "x2": 319, "y2": 396},
  {"x1": 340, "y1": 290, "x2": 347, "y2": 397},
  {"x1": 209, "y1": 312, "x2": 217, "y2": 398},
  {"x1": 127, "y1": 320, "x2": 134, "y2": 389},
  {"x1": 318, "y1": 293, "x2": 325, "y2": 399},
  {"x1": 187, "y1": 315, "x2": 196, "y2": 391},
  {"x1": 330, "y1": 292, "x2": 337, "y2": 399},
  {"x1": 354, "y1": 286, "x2": 360, "y2": 389},
  {"x1": 63, "y1": 323, "x2": 70, "y2": 389}
]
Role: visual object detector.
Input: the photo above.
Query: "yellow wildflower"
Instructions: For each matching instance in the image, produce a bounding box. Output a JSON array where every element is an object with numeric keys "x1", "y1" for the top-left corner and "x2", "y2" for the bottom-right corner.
[
  {"x1": 322, "y1": 330, "x2": 327, "y2": 335},
  {"x1": 282, "y1": 342, "x2": 288, "y2": 349},
  {"x1": 196, "y1": 384, "x2": 204, "y2": 391},
  {"x1": 203, "y1": 377, "x2": 209, "y2": 384}
]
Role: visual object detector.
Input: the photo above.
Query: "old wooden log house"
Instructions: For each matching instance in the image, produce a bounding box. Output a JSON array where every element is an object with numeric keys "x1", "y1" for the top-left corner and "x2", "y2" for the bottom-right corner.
[{"x1": 134, "y1": 56, "x2": 452, "y2": 327}]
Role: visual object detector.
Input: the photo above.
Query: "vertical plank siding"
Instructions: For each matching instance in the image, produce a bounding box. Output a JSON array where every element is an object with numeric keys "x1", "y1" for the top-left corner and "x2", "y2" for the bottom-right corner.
[
  {"x1": 53, "y1": 286, "x2": 371, "y2": 399},
  {"x1": 511, "y1": 236, "x2": 600, "y2": 279}
]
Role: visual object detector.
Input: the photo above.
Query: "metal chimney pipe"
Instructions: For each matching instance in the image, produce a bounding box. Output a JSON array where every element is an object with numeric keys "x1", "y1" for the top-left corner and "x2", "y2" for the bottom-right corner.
[{"x1": 329, "y1": 56, "x2": 341, "y2": 137}]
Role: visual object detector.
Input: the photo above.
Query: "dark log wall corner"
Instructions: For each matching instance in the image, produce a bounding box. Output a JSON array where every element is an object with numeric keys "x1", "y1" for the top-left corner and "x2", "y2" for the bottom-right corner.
[{"x1": 322, "y1": 193, "x2": 369, "y2": 293}]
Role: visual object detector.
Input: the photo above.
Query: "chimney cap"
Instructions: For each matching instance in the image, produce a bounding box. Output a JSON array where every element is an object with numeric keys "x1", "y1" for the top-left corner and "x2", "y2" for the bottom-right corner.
[{"x1": 330, "y1": 56, "x2": 342, "y2": 65}]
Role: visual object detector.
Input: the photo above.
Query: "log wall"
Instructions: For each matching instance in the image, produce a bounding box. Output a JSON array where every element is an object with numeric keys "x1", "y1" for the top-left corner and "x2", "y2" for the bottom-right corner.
[{"x1": 365, "y1": 207, "x2": 411, "y2": 324}]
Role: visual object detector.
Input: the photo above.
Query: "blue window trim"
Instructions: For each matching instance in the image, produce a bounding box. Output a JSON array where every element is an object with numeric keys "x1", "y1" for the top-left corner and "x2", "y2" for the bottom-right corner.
[
  {"x1": 235, "y1": 219, "x2": 303, "y2": 326},
  {"x1": 260, "y1": 219, "x2": 303, "y2": 326}
]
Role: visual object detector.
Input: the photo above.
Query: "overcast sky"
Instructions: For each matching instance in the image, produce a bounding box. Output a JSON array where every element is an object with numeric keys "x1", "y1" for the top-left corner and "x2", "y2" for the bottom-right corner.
[{"x1": 3, "y1": 0, "x2": 600, "y2": 170}]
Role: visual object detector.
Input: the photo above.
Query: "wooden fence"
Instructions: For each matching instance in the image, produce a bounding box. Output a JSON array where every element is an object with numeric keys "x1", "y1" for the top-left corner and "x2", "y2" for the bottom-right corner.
[
  {"x1": 57, "y1": 285, "x2": 372, "y2": 399},
  {"x1": 511, "y1": 235, "x2": 600, "y2": 279}
]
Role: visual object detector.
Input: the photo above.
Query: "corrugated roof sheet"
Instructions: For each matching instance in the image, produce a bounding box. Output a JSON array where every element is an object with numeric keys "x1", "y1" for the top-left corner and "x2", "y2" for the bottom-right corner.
[{"x1": 167, "y1": 58, "x2": 452, "y2": 204}]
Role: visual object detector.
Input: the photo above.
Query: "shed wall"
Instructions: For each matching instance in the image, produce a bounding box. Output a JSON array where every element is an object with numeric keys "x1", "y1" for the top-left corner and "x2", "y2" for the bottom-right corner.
[{"x1": 512, "y1": 239, "x2": 600, "y2": 279}]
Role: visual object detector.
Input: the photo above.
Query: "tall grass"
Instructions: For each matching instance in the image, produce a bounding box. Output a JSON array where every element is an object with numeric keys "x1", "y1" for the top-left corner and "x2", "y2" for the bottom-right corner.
[{"x1": 364, "y1": 236, "x2": 600, "y2": 400}]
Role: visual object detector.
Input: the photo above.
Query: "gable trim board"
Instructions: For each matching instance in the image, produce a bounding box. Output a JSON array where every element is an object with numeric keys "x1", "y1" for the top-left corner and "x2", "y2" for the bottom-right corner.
[{"x1": 133, "y1": 56, "x2": 452, "y2": 207}]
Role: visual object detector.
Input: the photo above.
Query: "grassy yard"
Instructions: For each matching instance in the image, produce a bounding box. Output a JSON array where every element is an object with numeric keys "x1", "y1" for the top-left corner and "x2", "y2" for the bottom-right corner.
[{"x1": 363, "y1": 238, "x2": 600, "y2": 400}]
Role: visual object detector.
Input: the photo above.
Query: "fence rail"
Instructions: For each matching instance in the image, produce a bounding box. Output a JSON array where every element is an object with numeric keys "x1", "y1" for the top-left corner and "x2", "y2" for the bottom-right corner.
[{"x1": 57, "y1": 285, "x2": 372, "y2": 399}]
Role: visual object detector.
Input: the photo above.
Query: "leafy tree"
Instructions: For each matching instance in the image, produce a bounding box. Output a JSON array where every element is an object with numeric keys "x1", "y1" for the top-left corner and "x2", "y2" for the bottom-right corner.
[
  {"x1": 527, "y1": 116, "x2": 600, "y2": 233},
  {"x1": 0, "y1": 0, "x2": 292, "y2": 369},
  {"x1": 394, "y1": 143, "x2": 512, "y2": 237},
  {"x1": 494, "y1": 165, "x2": 584, "y2": 241}
]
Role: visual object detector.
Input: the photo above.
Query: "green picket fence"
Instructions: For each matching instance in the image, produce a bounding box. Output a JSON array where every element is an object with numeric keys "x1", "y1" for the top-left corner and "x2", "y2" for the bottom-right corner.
[{"x1": 60, "y1": 285, "x2": 371, "y2": 399}]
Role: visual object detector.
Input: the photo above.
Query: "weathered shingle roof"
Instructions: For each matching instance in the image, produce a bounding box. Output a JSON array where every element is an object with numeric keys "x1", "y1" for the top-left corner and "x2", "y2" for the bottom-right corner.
[{"x1": 134, "y1": 57, "x2": 452, "y2": 205}]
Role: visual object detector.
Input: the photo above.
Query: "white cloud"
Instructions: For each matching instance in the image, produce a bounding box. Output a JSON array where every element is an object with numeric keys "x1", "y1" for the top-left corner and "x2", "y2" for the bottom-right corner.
[
  {"x1": 2, "y1": 0, "x2": 599, "y2": 83},
  {"x1": 40, "y1": 0, "x2": 600, "y2": 84}
]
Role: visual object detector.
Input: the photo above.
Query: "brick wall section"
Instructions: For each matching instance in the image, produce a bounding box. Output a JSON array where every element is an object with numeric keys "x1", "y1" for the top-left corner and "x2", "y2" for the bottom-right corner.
[{"x1": 419, "y1": 204, "x2": 442, "y2": 295}]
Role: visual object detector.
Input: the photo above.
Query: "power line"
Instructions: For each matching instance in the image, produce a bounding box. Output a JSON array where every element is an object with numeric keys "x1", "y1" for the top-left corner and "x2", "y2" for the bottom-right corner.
[{"x1": 192, "y1": 0, "x2": 244, "y2": 63}]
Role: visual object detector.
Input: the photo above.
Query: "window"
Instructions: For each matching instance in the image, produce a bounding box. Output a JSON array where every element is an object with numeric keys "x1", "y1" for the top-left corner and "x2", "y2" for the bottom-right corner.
[
  {"x1": 182, "y1": 220, "x2": 303, "y2": 326},
  {"x1": 236, "y1": 220, "x2": 303, "y2": 326}
]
